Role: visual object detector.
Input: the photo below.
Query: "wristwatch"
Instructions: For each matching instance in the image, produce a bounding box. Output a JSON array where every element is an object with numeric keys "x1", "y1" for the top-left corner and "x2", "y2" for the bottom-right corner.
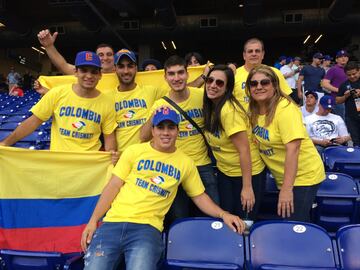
[{"x1": 201, "y1": 74, "x2": 207, "y2": 81}]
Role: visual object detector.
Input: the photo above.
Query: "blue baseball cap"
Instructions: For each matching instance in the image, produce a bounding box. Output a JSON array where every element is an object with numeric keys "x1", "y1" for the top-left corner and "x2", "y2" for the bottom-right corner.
[
  {"x1": 336, "y1": 50, "x2": 349, "y2": 58},
  {"x1": 313, "y1": 52, "x2": 324, "y2": 59},
  {"x1": 152, "y1": 107, "x2": 180, "y2": 126},
  {"x1": 279, "y1": 55, "x2": 287, "y2": 61},
  {"x1": 305, "y1": 91, "x2": 318, "y2": 100},
  {"x1": 114, "y1": 48, "x2": 137, "y2": 64},
  {"x1": 319, "y1": 95, "x2": 335, "y2": 109},
  {"x1": 323, "y1": 55, "x2": 333, "y2": 61},
  {"x1": 286, "y1": 57, "x2": 293, "y2": 64},
  {"x1": 75, "y1": 51, "x2": 101, "y2": 68},
  {"x1": 141, "y1": 58, "x2": 162, "y2": 70}
]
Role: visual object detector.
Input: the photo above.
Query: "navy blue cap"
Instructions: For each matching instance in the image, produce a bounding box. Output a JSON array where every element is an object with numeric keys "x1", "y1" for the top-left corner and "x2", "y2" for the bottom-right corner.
[
  {"x1": 114, "y1": 48, "x2": 137, "y2": 64},
  {"x1": 286, "y1": 57, "x2": 293, "y2": 64},
  {"x1": 75, "y1": 51, "x2": 101, "y2": 68},
  {"x1": 305, "y1": 91, "x2": 318, "y2": 100},
  {"x1": 336, "y1": 50, "x2": 349, "y2": 58},
  {"x1": 152, "y1": 107, "x2": 180, "y2": 126},
  {"x1": 319, "y1": 95, "x2": 335, "y2": 109},
  {"x1": 141, "y1": 59, "x2": 162, "y2": 71},
  {"x1": 279, "y1": 55, "x2": 287, "y2": 61},
  {"x1": 313, "y1": 53, "x2": 324, "y2": 59},
  {"x1": 323, "y1": 55, "x2": 333, "y2": 61}
]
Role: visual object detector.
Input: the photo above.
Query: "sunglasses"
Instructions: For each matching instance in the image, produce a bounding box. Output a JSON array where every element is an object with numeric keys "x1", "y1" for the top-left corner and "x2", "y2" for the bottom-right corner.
[
  {"x1": 249, "y1": 79, "x2": 272, "y2": 87},
  {"x1": 205, "y1": 77, "x2": 225, "y2": 88}
]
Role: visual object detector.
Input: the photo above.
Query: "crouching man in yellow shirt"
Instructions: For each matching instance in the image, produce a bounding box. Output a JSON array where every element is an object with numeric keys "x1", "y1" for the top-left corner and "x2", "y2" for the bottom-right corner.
[{"x1": 81, "y1": 107, "x2": 245, "y2": 270}]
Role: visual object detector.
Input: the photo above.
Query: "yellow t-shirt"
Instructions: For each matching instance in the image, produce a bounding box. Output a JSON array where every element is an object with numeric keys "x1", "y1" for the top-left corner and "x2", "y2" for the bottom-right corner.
[
  {"x1": 113, "y1": 84, "x2": 168, "y2": 153},
  {"x1": 252, "y1": 98, "x2": 325, "y2": 187},
  {"x1": 234, "y1": 65, "x2": 292, "y2": 108},
  {"x1": 205, "y1": 100, "x2": 265, "y2": 177},
  {"x1": 149, "y1": 87, "x2": 210, "y2": 166},
  {"x1": 31, "y1": 84, "x2": 117, "y2": 151},
  {"x1": 104, "y1": 142, "x2": 205, "y2": 231}
]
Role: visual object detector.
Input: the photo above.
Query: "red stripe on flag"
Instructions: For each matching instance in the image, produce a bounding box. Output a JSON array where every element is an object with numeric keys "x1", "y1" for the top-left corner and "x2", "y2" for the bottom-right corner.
[{"x1": 0, "y1": 225, "x2": 86, "y2": 253}]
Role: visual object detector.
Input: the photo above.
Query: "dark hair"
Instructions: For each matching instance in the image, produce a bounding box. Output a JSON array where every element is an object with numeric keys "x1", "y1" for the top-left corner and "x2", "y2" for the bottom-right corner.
[
  {"x1": 184, "y1": 52, "x2": 205, "y2": 65},
  {"x1": 344, "y1": 61, "x2": 359, "y2": 72},
  {"x1": 243, "y1": 38, "x2": 265, "y2": 52},
  {"x1": 95, "y1": 43, "x2": 114, "y2": 53},
  {"x1": 203, "y1": 64, "x2": 246, "y2": 133},
  {"x1": 164, "y1": 55, "x2": 187, "y2": 71}
]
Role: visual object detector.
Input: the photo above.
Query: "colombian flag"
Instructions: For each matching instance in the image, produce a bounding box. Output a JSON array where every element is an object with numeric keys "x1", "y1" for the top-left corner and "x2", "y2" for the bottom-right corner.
[
  {"x1": 38, "y1": 65, "x2": 205, "y2": 94},
  {"x1": 0, "y1": 146, "x2": 112, "y2": 253}
]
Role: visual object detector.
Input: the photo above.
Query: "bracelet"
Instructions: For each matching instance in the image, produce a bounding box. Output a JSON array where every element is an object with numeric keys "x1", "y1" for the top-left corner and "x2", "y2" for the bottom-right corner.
[
  {"x1": 201, "y1": 74, "x2": 207, "y2": 81},
  {"x1": 219, "y1": 211, "x2": 229, "y2": 219}
]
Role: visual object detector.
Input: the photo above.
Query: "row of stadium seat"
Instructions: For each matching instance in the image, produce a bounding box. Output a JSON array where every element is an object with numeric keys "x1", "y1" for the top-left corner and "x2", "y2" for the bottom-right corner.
[{"x1": 1, "y1": 219, "x2": 359, "y2": 270}]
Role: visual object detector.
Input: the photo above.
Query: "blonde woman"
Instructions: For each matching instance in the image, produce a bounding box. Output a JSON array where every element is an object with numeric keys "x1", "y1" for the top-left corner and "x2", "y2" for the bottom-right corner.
[{"x1": 246, "y1": 64, "x2": 325, "y2": 222}]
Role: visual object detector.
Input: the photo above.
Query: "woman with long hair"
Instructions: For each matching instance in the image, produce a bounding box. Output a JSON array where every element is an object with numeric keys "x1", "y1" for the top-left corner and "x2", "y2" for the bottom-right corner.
[
  {"x1": 203, "y1": 64, "x2": 266, "y2": 220},
  {"x1": 246, "y1": 64, "x2": 325, "y2": 221}
]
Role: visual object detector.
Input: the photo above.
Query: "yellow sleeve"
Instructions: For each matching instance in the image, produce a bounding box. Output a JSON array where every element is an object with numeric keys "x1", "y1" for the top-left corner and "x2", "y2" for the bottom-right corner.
[
  {"x1": 30, "y1": 88, "x2": 58, "y2": 121},
  {"x1": 273, "y1": 67, "x2": 292, "y2": 95},
  {"x1": 181, "y1": 158, "x2": 205, "y2": 197},
  {"x1": 277, "y1": 101, "x2": 305, "y2": 144},
  {"x1": 101, "y1": 96, "x2": 117, "y2": 135},
  {"x1": 222, "y1": 104, "x2": 247, "y2": 137},
  {"x1": 154, "y1": 87, "x2": 169, "y2": 100},
  {"x1": 112, "y1": 145, "x2": 136, "y2": 180}
]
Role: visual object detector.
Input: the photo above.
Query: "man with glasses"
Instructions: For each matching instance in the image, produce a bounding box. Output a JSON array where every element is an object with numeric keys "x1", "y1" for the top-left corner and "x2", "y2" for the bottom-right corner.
[{"x1": 233, "y1": 38, "x2": 292, "y2": 108}]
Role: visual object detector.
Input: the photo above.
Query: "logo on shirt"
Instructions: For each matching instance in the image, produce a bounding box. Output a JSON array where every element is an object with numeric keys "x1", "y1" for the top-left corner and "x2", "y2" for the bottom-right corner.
[
  {"x1": 124, "y1": 110, "x2": 135, "y2": 119},
  {"x1": 72, "y1": 120, "x2": 86, "y2": 131},
  {"x1": 186, "y1": 123, "x2": 193, "y2": 130},
  {"x1": 150, "y1": 176, "x2": 165, "y2": 185},
  {"x1": 311, "y1": 120, "x2": 336, "y2": 138}
]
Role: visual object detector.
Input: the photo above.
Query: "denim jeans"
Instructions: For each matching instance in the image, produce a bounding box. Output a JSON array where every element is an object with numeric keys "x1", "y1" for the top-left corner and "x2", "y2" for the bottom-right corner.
[
  {"x1": 286, "y1": 183, "x2": 321, "y2": 222},
  {"x1": 165, "y1": 164, "x2": 219, "y2": 223},
  {"x1": 84, "y1": 222, "x2": 164, "y2": 270},
  {"x1": 217, "y1": 169, "x2": 266, "y2": 220}
]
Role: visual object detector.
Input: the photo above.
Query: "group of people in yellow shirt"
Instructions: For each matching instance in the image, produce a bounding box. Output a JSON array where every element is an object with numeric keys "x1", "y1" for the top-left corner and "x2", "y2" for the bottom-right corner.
[{"x1": 0, "y1": 34, "x2": 325, "y2": 270}]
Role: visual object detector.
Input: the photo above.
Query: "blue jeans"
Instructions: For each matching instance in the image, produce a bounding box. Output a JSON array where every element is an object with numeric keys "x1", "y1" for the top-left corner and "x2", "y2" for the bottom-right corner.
[
  {"x1": 84, "y1": 222, "x2": 164, "y2": 270},
  {"x1": 333, "y1": 103, "x2": 345, "y2": 120}
]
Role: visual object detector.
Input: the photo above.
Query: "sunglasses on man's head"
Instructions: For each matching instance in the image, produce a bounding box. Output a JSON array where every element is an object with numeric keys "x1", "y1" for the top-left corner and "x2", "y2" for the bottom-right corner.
[
  {"x1": 249, "y1": 79, "x2": 272, "y2": 87},
  {"x1": 205, "y1": 77, "x2": 225, "y2": 88}
]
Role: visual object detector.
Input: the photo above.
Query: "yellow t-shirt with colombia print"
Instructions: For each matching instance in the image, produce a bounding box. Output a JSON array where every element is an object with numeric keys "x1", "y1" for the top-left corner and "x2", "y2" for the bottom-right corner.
[
  {"x1": 31, "y1": 84, "x2": 116, "y2": 151},
  {"x1": 234, "y1": 65, "x2": 292, "y2": 108},
  {"x1": 104, "y1": 142, "x2": 205, "y2": 231},
  {"x1": 148, "y1": 87, "x2": 210, "y2": 166},
  {"x1": 113, "y1": 84, "x2": 168, "y2": 153},
  {"x1": 252, "y1": 98, "x2": 325, "y2": 187},
  {"x1": 205, "y1": 100, "x2": 265, "y2": 177}
]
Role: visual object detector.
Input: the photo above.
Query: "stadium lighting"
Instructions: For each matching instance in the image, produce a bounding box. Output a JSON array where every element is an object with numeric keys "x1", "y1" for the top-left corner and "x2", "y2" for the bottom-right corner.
[
  {"x1": 303, "y1": 35, "x2": 311, "y2": 44},
  {"x1": 314, "y1": 34, "x2": 323, "y2": 44},
  {"x1": 0, "y1": 22, "x2": 5, "y2": 27},
  {"x1": 171, "y1": 41, "x2": 176, "y2": 50},
  {"x1": 31, "y1": 46, "x2": 45, "y2": 55},
  {"x1": 161, "y1": 41, "x2": 167, "y2": 50}
]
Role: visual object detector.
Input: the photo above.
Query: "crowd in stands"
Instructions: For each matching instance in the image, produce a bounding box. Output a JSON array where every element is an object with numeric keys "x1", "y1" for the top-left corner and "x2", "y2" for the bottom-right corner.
[{"x1": 0, "y1": 29, "x2": 359, "y2": 270}]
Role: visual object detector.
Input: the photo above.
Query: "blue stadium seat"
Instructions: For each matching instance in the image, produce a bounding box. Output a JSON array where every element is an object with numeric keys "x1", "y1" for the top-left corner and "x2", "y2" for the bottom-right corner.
[
  {"x1": 336, "y1": 225, "x2": 360, "y2": 270},
  {"x1": 312, "y1": 172, "x2": 360, "y2": 233},
  {"x1": 0, "y1": 250, "x2": 83, "y2": 270},
  {"x1": 323, "y1": 146, "x2": 360, "y2": 178},
  {"x1": 165, "y1": 217, "x2": 245, "y2": 269},
  {"x1": 3, "y1": 115, "x2": 28, "y2": 123},
  {"x1": 246, "y1": 220, "x2": 338, "y2": 270},
  {"x1": 0, "y1": 121, "x2": 21, "y2": 130}
]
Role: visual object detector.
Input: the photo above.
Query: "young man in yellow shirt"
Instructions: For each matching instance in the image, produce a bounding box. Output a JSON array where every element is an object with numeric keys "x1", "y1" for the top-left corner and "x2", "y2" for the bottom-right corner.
[
  {"x1": 0, "y1": 51, "x2": 117, "y2": 152},
  {"x1": 81, "y1": 107, "x2": 245, "y2": 270}
]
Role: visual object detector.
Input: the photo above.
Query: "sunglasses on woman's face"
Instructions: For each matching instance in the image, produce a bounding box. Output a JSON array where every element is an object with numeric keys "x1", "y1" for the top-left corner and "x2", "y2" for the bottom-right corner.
[
  {"x1": 205, "y1": 77, "x2": 225, "y2": 88},
  {"x1": 249, "y1": 79, "x2": 272, "y2": 88}
]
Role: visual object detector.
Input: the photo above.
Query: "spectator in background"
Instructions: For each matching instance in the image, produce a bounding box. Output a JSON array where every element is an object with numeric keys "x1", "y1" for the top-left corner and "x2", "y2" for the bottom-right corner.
[
  {"x1": 7, "y1": 67, "x2": 21, "y2": 93},
  {"x1": 185, "y1": 52, "x2": 205, "y2": 66},
  {"x1": 22, "y1": 70, "x2": 33, "y2": 91},
  {"x1": 321, "y1": 55, "x2": 333, "y2": 73},
  {"x1": 280, "y1": 57, "x2": 300, "y2": 104},
  {"x1": 297, "y1": 53, "x2": 325, "y2": 101},
  {"x1": 336, "y1": 62, "x2": 360, "y2": 146},
  {"x1": 141, "y1": 59, "x2": 162, "y2": 71},
  {"x1": 246, "y1": 64, "x2": 325, "y2": 222},
  {"x1": 301, "y1": 91, "x2": 319, "y2": 118},
  {"x1": 292, "y1": 56, "x2": 302, "y2": 82},
  {"x1": 0, "y1": 73, "x2": 8, "y2": 93},
  {"x1": 274, "y1": 55, "x2": 287, "y2": 70},
  {"x1": 305, "y1": 95, "x2": 351, "y2": 155},
  {"x1": 322, "y1": 50, "x2": 349, "y2": 119}
]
